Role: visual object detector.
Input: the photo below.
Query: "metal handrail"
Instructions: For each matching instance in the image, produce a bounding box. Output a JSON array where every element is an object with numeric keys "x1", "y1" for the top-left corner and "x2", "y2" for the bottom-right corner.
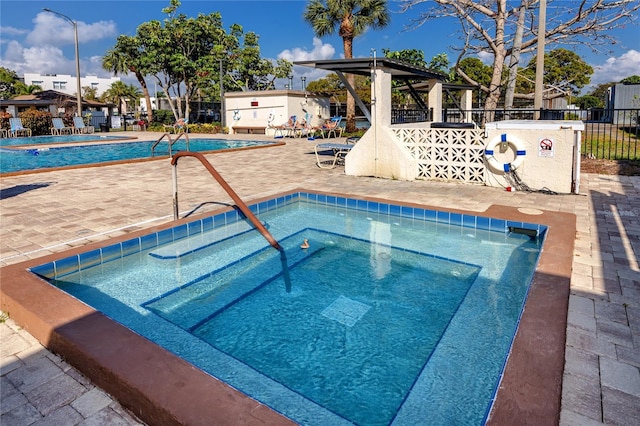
[
  {"x1": 151, "y1": 133, "x2": 172, "y2": 157},
  {"x1": 170, "y1": 151, "x2": 281, "y2": 251},
  {"x1": 151, "y1": 132, "x2": 190, "y2": 157},
  {"x1": 170, "y1": 132, "x2": 190, "y2": 156}
]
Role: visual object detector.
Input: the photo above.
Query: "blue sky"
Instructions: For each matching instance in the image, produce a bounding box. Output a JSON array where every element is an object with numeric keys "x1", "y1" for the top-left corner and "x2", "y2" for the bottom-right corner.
[{"x1": 1, "y1": 0, "x2": 639, "y2": 92}]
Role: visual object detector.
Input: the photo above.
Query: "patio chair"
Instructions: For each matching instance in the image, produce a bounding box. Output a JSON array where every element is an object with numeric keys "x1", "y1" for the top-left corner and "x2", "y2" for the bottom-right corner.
[
  {"x1": 73, "y1": 116, "x2": 95, "y2": 134},
  {"x1": 163, "y1": 118, "x2": 188, "y2": 134},
  {"x1": 314, "y1": 137, "x2": 359, "y2": 169},
  {"x1": 51, "y1": 118, "x2": 73, "y2": 135},
  {"x1": 315, "y1": 116, "x2": 343, "y2": 139},
  {"x1": 325, "y1": 116, "x2": 343, "y2": 138},
  {"x1": 9, "y1": 118, "x2": 32, "y2": 137}
]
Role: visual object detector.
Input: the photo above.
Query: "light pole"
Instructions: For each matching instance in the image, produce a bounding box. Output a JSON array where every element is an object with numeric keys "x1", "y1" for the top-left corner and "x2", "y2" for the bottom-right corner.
[
  {"x1": 288, "y1": 75, "x2": 293, "y2": 90},
  {"x1": 219, "y1": 58, "x2": 225, "y2": 128},
  {"x1": 43, "y1": 8, "x2": 82, "y2": 117},
  {"x1": 301, "y1": 76, "x2": 306, "y2": 91}
]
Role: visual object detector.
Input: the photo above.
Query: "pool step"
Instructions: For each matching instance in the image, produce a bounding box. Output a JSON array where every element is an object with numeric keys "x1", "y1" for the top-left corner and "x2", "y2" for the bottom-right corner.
[{"x1": 144, "y1": 230, "x2": 327, "y2": 331}]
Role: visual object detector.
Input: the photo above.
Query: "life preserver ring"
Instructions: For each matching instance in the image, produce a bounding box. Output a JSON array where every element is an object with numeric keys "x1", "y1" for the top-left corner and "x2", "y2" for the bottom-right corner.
[
  {"x1": 233, "y1": 109, "x2": 241, "y2": 121},
  {"x1": 485, "y1": 133, "x2": 526, "y2": 172}
]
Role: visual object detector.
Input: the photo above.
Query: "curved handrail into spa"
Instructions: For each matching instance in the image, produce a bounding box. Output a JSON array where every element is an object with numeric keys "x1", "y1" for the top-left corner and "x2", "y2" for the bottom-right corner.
[{"x1": 170, "y1": 151, "x2": 282, "y2": 251}]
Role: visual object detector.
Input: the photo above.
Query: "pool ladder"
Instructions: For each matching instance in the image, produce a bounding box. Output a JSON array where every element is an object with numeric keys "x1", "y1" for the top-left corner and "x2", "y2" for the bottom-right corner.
[{"x1": 151, "y1": 132, "x2": 190, "y2": 157}]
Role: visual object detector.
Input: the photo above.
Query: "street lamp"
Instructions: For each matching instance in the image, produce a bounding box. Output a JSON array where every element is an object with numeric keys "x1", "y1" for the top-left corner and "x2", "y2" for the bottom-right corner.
[
  {"x1": 43, "y1": 8, "x2": 82, "y2": 117},
  {"x1": 301, "y1": 76, "x2": 306, "y2": 91},
  {"x1": 288, "y1": 75, "x2": 293, "y2": 90}
]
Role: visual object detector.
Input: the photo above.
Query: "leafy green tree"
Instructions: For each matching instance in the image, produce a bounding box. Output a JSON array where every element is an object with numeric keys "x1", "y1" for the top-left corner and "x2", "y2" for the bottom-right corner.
[
  {"x1": 587, "y1": 82, "x2": 615, "y2": 107},
  {"x1": 304, "y1": 0, "x2": 390, "y2": 132},
  {"x1": 82, "y1": 86, "x2": 98, "y2": 101},
  {"x1": 525, "y1": 48, "x2": 593, "y2": 97},
  {"x1": 103, "y1": 35, "x2": 154, "y2": 121},
  {"x1": 403, "y1": 0, "x2": 639, "y2": 118},
  {"x1": 428, "y1": 53, "x2": 450, "y2": 75},
  {"x1": 621, "y1": 75, "x2": 640, "y2": 84},
  {"x1": 101, "y1": 81, "x2": 141, "y2": 115},
  {"x1": 118, "y1": 0, "x2": 292, "y2": 122},
  {"x1": 0, "y1": 67, "x2": 19, "y2": 99},
  {"x1": 574, "y1": 95, "x2": 603, "y2": 109},
  {"x1": 14, "y1": 83, "x2": 42, "y2": 95},
  {"x1": 382, "y1": 48, "x2": 427, "y2": 67}
]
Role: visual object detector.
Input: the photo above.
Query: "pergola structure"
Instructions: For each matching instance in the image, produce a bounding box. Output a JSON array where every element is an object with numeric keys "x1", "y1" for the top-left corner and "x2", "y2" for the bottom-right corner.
[
  {"x1": 294, "y1": 57, "x2": 449, "y2": 125},
  {"x1": 295, "y1": 58, "x2": 474, "y2": 180}
]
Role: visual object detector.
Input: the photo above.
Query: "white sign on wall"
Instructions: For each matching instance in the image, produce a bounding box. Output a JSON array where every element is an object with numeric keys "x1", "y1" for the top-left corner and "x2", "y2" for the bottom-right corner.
[{"x1": 538, "y1": 137, "x2": 554, "y2": 158}]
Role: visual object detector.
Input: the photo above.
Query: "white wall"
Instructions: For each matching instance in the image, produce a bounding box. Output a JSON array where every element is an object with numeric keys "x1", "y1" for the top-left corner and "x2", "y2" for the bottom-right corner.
[
  {"x1": 224, "y1": 90, "x2": 330, "y2": 134},
  {"x1": 484, "y1": 120, "x2": 584, "y2": 194},
  {"x1": 24, "y1": 73, "x2": 120, "y2": 97}
]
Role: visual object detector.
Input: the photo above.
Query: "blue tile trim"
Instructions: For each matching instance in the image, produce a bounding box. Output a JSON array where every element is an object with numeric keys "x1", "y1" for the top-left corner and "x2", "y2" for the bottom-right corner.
[
  {"x1": 27, "y1": 191, "x2": 547, "y2": 280},
  {"x1": 79, "y1": 249, "x2": 102, "y2": 270}
]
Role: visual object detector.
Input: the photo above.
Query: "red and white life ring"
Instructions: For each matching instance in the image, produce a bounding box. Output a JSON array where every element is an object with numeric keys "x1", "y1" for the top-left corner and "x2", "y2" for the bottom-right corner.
[{"x1": 484, "y1": 133, "x2": 527, "y2": 172}]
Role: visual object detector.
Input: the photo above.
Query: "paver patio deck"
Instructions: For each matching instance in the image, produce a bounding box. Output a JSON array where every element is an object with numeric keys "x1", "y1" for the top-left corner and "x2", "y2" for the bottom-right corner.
[{"x1": 1, "y1": 131, "x2": 638, "y2": 425}]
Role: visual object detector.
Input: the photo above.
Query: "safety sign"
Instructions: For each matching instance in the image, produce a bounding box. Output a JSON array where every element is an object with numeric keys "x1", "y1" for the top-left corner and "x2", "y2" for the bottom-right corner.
[{"x1": 538, "y1": 137, "x2": 554, "y2": 158}]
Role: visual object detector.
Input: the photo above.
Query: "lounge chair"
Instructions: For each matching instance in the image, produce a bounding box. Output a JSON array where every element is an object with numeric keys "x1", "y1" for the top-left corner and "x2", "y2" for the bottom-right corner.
[
  {"x1": 314, "y1": 137, "x2": 359, "y2": 169},
  {"x1": 269, "y1": 116, "x2": 297, "y2": 138},
  {"x1": 51, "y1": 118, "x2": 73, "y2": 135},
  {"x1": 73, "y1": 116, "x2": 94, "y2": 134},
  {"x1": 316, "y1": 116, "x2": 343, "y2": 139},
  {"x1": 163, "y1": 118, "x2": 188, "y2": 134},
  {"x1": 9, "y1": 118, "x2": 32, "y2": 137}
]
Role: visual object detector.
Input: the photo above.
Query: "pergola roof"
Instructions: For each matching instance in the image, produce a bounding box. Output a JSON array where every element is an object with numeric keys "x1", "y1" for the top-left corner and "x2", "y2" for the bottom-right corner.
[
  {"x1": 1, "y1": 90, "x2": 114, "y2": 108},
  {"x1": 294, "y1": 58, "x2": 448, "y2": 81}
]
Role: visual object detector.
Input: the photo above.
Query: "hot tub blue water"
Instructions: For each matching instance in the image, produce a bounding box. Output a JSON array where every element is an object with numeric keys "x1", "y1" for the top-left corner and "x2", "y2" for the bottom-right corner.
[
  {"x1": 0, "y1": 139, "x2": 278, "y2": 173},
  {"x1": 32, "y1": 192, "x2": 546, "y2": 425}
]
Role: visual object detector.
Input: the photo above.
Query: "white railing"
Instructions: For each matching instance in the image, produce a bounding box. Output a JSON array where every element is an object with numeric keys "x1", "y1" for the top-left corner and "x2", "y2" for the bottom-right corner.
[{"x1": 393, "y1": 127, "x2": 487, "y2": 183}]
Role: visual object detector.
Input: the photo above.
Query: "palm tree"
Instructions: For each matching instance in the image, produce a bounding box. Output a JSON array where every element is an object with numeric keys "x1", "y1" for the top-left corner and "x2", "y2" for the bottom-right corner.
[
  {"x1": 13, "y1": 82, "x2": 42, "y2": 96},
  {"x1": 102, "y1": 81, "x2": 141, "y2": 116},
  {"x1": 304, "y1": 0, "x2": 389, "y2": 132},
  {"x1": 102, "y1": 35, "x2": 154, "y2": 121},
  {"x1": 82, "y1": 86, "x2": 98, "y2": 101}
]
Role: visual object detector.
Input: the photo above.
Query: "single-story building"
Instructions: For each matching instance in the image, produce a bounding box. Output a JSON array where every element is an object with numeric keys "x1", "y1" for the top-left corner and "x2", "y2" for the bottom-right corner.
[
  {"x1": 224, "y1": 90, "x2": 331, "y2": 135},
  {"x1": 0, "y1": 90, "x2": 115, "y2": 125}
]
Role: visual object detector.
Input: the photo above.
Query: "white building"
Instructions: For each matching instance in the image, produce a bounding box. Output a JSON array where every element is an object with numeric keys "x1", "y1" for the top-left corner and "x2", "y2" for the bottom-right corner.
[
  {"x1": 23, "y1": 73, "x2": 120, "y2": 97},
  {"x1": 224, "y1": 90, "x2": 331, "y2": 135}
]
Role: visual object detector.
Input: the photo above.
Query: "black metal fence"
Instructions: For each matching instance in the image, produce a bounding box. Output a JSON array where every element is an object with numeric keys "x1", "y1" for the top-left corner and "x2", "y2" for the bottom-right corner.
[{"x1": 439, "y1": 107, "x2": 639, "y2": 160}]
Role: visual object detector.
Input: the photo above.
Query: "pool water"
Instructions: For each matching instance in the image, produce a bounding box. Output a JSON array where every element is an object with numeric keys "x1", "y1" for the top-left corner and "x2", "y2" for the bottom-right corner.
[
  {"x1": 0, "y1": 139, "x2": 277, "y2": 173},
  {"x1": 32, "y1": 193, "x2": 545, "y2": 425},
  {"x1": 0, "y1": 134, "x2": 129, "y2": 147}
]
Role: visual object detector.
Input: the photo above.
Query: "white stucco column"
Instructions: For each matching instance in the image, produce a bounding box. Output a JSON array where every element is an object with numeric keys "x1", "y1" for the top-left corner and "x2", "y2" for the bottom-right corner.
[
  {"x1": 371, "y1": 68, "x2": 391, "y2": 128},
  {"x1": 428, "y1": 80, "x2": 442, "y2": 122},
  {"x1": 461, "y1": 89, "x2": 473, "y2": 123},
  {"x1": 345, "y1": 67, "x2": 418, "y2": 180}
]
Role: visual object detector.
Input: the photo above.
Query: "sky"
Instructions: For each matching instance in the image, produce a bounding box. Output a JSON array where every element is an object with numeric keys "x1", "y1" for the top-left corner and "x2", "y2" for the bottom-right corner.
[{"x1": 1, "y1": 0, "x2": 639, "y2": 94}]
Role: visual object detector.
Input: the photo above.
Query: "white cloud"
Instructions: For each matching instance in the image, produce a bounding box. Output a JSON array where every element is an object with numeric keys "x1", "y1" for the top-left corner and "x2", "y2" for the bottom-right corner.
[
  {"x1": 477, "y1": 51, "x2": 493, "y2": 65},
  {"x1": 1, "y1": 12, "x2": 119, "y2": 78},
  {"x1": 2, "y1": 41, "x2": 74, "y2": 75},
  {"x1": 590, "y1": 49, "x2": 640, "y2": 85},
  {"x1": 278, "y1": 37, "x2": 336, "y2": 62},
  {"x1": 277, "y1": 37, "x2": 336, "y2": 83},
  {"x1": 27, "y1": 12, "x2": 117, "y2": 46},
  {"x1": 0, "y1": 26, "x2": 29, "y2": 36}
]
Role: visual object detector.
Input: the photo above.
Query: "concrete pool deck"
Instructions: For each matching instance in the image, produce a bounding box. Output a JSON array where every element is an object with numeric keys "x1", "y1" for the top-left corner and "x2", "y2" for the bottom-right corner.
[{"x1": 1, "y1": 131, "x2": 638, "y2": 425}]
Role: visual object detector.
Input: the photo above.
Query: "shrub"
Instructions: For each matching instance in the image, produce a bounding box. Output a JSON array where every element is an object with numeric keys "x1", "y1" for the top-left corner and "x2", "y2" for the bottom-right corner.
[
  {"x1": 152, "y1": 109, "x2": 175, "y2": 125},
  {"x1": 0, "y1": 111, "x2": 11, "y2": 132},
  {"x1": 20, "y1": 110, "x2": 53, "y2": 136}
]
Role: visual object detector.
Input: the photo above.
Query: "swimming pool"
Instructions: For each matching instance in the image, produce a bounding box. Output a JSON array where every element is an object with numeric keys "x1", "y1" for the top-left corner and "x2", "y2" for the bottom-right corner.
[
  {"x1": 0, "y1": 139, "x2": 279, "y2": 174},
  {"x1": 28, "y1": 191, "x2": 546, "y2": 425},
  {"x1": 0, "y1": 134, "x2": 129, "y2": 147}
]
